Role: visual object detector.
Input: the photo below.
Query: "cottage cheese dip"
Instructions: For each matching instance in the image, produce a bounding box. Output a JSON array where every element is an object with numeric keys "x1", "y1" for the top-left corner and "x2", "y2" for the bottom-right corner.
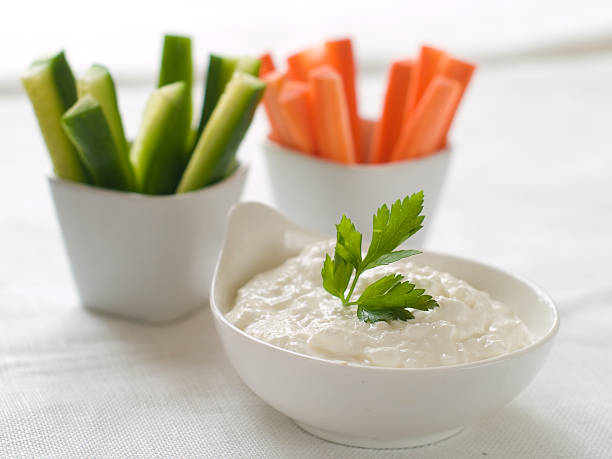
[{"x1": 226, "y1": 240, "x2": 534, "y2": 368}]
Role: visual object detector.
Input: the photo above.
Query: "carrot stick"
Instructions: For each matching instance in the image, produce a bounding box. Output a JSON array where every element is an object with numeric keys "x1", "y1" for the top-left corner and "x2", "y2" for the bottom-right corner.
[
  {"x1": 436, "y1": 56, "x2": 476, "y2": 148},
  {"x1": 279, "y1": 81, "x2": 316, "y2": 155},
  {"x1": 391, "y1": 76, "x2": 460, "y2": 161},
  {"x1": 324, "y1": 38, "x2": 362, "y2": 161},
  {"x1": 370, "y1": 59, "x2": 415, "y2": 163},
  {"x1": 261, "y1": 71, "x2": 295, "y2": 148},
  {"x1": 259, "y1": 53, "x2": 276, "y2": 77},
  {"x1": 359, "y1": 117, "x2": 375, "y2": 162},
  {"x1": 287, "y1": 46, "x2": 326, "y2": 81},
  {"x1": 309, "y1": 66, "x2": 356, "y2": 164},
  {"x1": 403, "y1": 46, "x2": 447, "y2": 121}
]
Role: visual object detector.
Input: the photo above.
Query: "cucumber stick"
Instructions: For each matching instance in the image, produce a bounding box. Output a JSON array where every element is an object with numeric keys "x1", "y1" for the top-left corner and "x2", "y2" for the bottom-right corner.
[
  {"x1": 130, "y1": 82, "x2": 190, "y2": 194},
  {"x1": 158, "y1": 34, "x2": 192, "y2": 159},
  {"x1": 77, "y1": 64, "x2": 129, "y2": 158},
  {"x1": 197, "y1": 55, "x2": 261, "y2": 136},
  {"x1": 21, "y1": 51, "x2": 89, "y2": 183},
  {"x1": 177, "y1": 72, "x2": 265, "y2": 193},
  {"x1": 62, "y1": 95, "x2": 135, "y2": 191}
]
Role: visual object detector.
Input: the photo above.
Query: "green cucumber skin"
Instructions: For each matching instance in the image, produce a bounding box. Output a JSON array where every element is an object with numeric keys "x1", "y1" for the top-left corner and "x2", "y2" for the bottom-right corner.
[
  {"x1": 177, "y1": 73, "x2": 265, "y2": 193},
  {"x1": 21, "y1": 51, "x2": 90, "y2": 183},
  {"x1": 62, "y1": 96, "x2": 135, "y2": 191},
  {"x1": 224, "y1": 158, "x2": 240, "y2": 179},
  {"x1": 130, "y1": 82, "x2": 190, "y2": 195},
  {"x1": 197, "y1": 55, "x2": 262, "y2": 137},
  {"x1": 78, "y1": 64, "x2": 129, "y2": 159}
]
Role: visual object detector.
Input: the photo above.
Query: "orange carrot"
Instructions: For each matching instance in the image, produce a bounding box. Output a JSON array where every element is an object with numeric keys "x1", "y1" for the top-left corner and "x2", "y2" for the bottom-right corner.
[
  {"x1": 436, "y1": 56, "x2": 476, "y2": 148},
  {"x1": 309, "y1": 66, "x2": 356, "y2": 164},
  {"x1": 287, "y1": 46, "x2": 326, "y2": 81},
  {"x1": 261, "y1": 71, "x2": 295, "y2": 148},
  {"x1": 370, "y1": 59, "x2": 415, "y2": 163},
  {"x1": 259, "y1": 53, "x2": 276, "y2": 77},
  {"x1": 324, "y1": 38, "x2": 362, "y2": 161},
  {"x1": 279, "y1": 81, "x2": 316, "y2": 155},
  {"x1": 403, "y1": 46, "x2": 447, "y2": 121},
  {"x1": 359, "y1": 117, "x2": 376, "y2": 162},
  {"x1": 391, "y1": 76, "x2": 461, "y2": 161}
]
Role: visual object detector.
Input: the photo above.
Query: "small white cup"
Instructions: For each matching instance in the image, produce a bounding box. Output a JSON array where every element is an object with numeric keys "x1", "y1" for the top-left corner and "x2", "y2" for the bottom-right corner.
[
  {"x1": 262, "y1": 141, "x2": 450, "y2": 247},
  {"x1": 48, "y1": 164, "x2": 248, "y2": 323}
]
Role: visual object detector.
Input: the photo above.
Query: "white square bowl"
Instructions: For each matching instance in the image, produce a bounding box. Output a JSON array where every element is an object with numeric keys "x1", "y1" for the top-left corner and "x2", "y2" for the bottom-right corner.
[
  {"x1": 48, "y1": 164, "x2": 248, "y2": 323},
  {"x1": 262, "y1": 140, "x2": 451, "y2": 246}
]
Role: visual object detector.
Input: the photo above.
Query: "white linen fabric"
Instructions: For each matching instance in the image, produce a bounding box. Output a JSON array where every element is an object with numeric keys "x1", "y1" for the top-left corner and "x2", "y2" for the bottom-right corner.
[{"x1": 1, "y1": 53, "x2": 611, "y2": 458}]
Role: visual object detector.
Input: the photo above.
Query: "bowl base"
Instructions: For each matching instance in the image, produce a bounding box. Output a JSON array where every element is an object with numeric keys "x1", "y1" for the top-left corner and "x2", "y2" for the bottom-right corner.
[{"x1": 295, "y1": 421, "x2": 463, "y2": 449}]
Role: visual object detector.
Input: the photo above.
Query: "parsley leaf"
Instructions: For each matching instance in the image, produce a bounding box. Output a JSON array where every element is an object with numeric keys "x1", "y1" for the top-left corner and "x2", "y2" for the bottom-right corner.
[
  {"x1": 321, "y1": 253, "x2": 353, "y2": 302},
  {"x1": 356, "y1": 274, "x2": 438, "y2": 312},
  {"x1": 357, "y1": 306, "x2": 415, "y2": 323},
  {"x1": 335, "y1": 216, "x2": 362, "y2": 269},
  {"x1": 320, "y1": 191, "x2": 439, "y2": 323},
  {"x1": 362, "y1": 191, "x2": 425, "y2": 271}
]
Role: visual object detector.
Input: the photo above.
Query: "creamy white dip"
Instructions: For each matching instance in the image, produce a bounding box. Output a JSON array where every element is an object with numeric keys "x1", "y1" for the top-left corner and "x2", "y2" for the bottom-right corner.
[{"x1": 226, "y1": 240, "x2": 534, "y2": 368}]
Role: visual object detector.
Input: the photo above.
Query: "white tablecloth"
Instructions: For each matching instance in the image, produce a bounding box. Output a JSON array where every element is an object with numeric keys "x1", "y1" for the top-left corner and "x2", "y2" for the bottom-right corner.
[{"x1": 1, "y1": 53, "x2": 611, "y2": 458}]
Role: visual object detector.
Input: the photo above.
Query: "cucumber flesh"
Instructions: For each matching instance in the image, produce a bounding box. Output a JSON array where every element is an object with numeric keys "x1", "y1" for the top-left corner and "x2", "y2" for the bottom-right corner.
[
  {"x1": 78, "y1": 64, "x2": 129, "y2": 159},
  {"x1": 196, "y1": 55, "x2": 261, "y2": 137},
  {"x1": 130, "y1": 82, "x2": 190, "y2": 194},
  {"x1": 21, "y1": 51, "x2": 90, "y2": 183},
  {"x1": 177, "y1": 72, "x2": 265, "y2": 193},
  {"x1": 62, "y1": 95, "x2": 135, "y2": 191},
  {"x1": 236, "y1": 56, "x2": 261, "y2": 76}
]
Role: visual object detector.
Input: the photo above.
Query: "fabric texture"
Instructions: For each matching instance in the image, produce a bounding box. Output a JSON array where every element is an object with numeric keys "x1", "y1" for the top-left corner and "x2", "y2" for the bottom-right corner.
[{"x1": 1, "y1": 53, "x2": 611, "y2": 458}]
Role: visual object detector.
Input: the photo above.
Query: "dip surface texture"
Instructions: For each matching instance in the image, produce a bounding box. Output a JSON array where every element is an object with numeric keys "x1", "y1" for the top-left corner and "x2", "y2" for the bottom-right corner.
[{"x1": 226, "y1": 240, "x2": 534, "y2": 368}]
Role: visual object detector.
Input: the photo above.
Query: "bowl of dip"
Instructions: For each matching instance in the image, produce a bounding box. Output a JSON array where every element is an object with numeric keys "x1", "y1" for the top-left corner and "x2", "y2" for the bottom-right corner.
[
  {"x1": 262, "y1": 137, "x2": 450, "y2": 247},
  {"x1": 211, "y1": 202, "x2": 559, "y2": 448}
]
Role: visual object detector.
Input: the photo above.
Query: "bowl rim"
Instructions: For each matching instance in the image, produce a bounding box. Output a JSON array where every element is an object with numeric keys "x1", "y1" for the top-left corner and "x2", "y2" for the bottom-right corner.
[
  {"x1": 263, "y1": 138, "x2": 451, "y2": 171},
  {"x1": 47, "y1": 161, "x2": 249, "y2": 200},
  {"x1": 211, "y1": 246, "x2": 560, "y2": 374}
]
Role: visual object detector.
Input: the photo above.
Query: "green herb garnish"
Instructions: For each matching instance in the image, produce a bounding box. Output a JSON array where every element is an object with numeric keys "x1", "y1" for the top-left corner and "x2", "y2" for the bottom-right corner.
[{"x1": 321, "y1": 191, "x2": 439, "y2": 323}]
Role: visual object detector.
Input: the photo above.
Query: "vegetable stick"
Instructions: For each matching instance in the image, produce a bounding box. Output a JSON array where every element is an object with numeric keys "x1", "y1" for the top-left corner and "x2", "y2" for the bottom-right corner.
[
  {"x1": 21, "y1": 51, "x2": 90, "y2": 183},
  {"x1": 436, "y1": 56, "x2": 476, "y2": 148},
  {"x1": 261, "y1": 71, "x2": 295, "y2": 148},
  {"x1": 403, "y1": 46, "x2": 447, "y2": 121},
  {"x1": 359, "y1": 117, "x2": 375, "y2": 162},
  {"x1": 78, "y1": 64, "x2": 129, "y2": 161},
  {"x1": 279, "y1": 81, "x2": 316, "y2": 155},
  {"x1": 259, "y1": 53, "x2": 276, "y2": 77},
  {"x1": 157, "y1": 34, "x2": 193, "y2": 130},
  {"x1": 197, "y1": 55, "x2": 260, "y2": 137},
  {"x1": 198, "y1": 55, "x2": 237, "y2": 136},
  {"x1": 309, "y1": 66, "x2": 356, "y2": 164},
  {"x1": 370, "y1": 59, "x2": 415, "y2": 163},
  {"x1": 287, "y1": 46, "x2": 326, "y2": 81},
  {"x1": 177, "y1": 73, "x2": 265, "y2": 193},
  {"x1": 157, "y1": 35, "x2": 193, "y2": 161},
  {"x1": 130, "y1": 82, "x2": 191, "y2": 194},
  {"x1": 324, "y1": 38, "x2": 362, "y2": 161},
  {"x1": 391, "y1": 76, "x2": 460, "y2": 161},
  {"x1": 62, "y1": 95, "x2": 135, "y2": 192}
]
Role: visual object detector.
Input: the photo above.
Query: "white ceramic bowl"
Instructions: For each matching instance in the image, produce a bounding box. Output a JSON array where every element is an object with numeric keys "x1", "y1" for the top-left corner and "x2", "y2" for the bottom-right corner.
[
  {"x1": 49, "y1": 164, "x2": 248, "y2": 323},
  {"x1": 211, "y1": 202, "x2": 559, "y2": 448},
  {"x1": 262, "y1": 140, "x2": 450, "y2": 247}
]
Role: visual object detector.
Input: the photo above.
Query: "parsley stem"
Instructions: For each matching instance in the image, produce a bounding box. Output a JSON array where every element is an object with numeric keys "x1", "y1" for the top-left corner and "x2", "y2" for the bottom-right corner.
[{"x1": 343, "y1": 271, "x2": 361, "y2": 306}]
